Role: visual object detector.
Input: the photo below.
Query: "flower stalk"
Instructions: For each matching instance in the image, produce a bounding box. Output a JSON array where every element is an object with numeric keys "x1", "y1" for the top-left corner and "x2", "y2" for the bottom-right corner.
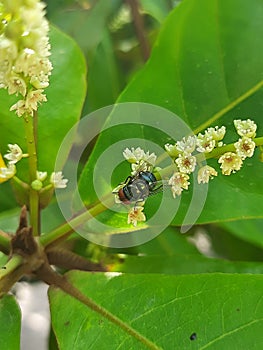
[{"x1": 24, "y1": 112, "x2": 40, "y2": 236}]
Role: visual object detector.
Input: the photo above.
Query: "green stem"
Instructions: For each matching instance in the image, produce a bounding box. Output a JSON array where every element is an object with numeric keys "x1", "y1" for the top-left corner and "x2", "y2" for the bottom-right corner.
[
  {"x1": 24, "y1": 113, "x2": 39, "y2": 236},
  {"x1": 0, "y1": 255, "x2": 28, "y2": 297},
  {"x1": 40, "y1": 194, "x2": 114, "y2": 247},
  {"x1": 0, "y1": 255, "x2": 23, "y2": 278},
  {"x1": 0, "y1": 230, "x2": 10, "y2": 254},
  {"x1": 40, "y1": 136, "x2": 263, "y2": 248}
]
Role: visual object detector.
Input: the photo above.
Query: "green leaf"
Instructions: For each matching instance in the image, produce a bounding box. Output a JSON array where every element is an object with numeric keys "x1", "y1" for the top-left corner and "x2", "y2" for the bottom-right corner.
[
  {"x1": 77, "y1": 0, "x2": 263, "y2": 231},
  {"x1": 220, "y1": 219, "x2": 263, "y2": 249},
  {"x1": 140, "y1": 0, "x2": 171, "y2": 23},
  {"x1": 113, "y1": 254, "x2": 263, "y2": 275},
  {"x1": 0, "y1": 25, "x2": 86, "y2": 181},
  {"x1": 49, "y1": 271, "x2": 263, "y2": 349},
  {"x1": 0, "y1": 295, "x2": 21, "y2": 350},
  {"x1": 112, "y1": 228, "x2": 263, "y2": 274},
  {"x1": 203, "y1": 224, "x2": 263, "y2": 261}
]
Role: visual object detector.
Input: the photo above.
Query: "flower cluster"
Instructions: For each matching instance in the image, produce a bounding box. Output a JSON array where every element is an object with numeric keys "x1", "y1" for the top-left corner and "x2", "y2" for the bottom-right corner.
[
  {"x1": 123, "y1": 147, "x2": 157, "y2": 175},
  {"x1": 165, "y1": 119, "x2": 256, "y2": 191},
  {"x1": 114, "y1": 119, "x2": 258, "y2": 226},
  {"x1": 0, "y1": 0, "x2": 52, "y2": 117},
  {"x1": 0, "y1": 143, "x2": 68, "y2": 189}
]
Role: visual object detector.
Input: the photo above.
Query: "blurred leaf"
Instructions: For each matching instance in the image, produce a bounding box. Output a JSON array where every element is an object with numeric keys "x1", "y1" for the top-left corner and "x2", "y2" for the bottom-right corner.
[
  {"x1": 0, "y1": 26, "x2": 86, "y2": 181},
  {"x1": 0, "y1": 295, "x2": 21, "y2": 350},
  {"x1": 48, "y1": 0, "x2": 124, "y2": 113},
  {"x1": 204, "y1": 224, "x2": 263, "y2": 261},
  {"x1": 220, "y1": 219, "x2": 263, "y2": 249},
  {"x1": 49, "y1": 271, "x2": 263, "y2": 349},
  {"x1": 84, "y1": 30, "x2": 122, "y2": 112},
  {"x1": 140, "y1": 0, "x2": 171, "y2": 23},
  {"x1": 48, "y1": 0, "x2": 122, "y2": 53},
  {"x1": 136, "y1": 226, "x2": 199, "y2": 255},
  {"x1": 0, "y1": 208, "x2": 20, "y2": 233},
  {"x1": 0, "y1": 182, "x2": 17, "y2": 212},
  {"x1": 77, "y1": 0, "x2": 263, "y2": 232}
]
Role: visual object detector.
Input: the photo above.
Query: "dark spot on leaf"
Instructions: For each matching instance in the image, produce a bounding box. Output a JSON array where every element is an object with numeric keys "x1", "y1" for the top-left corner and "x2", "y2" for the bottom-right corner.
[
  {"x1": 64, "y1": 321, "x2": 70, "y2": 326},
  {"x1": 1, "y1": 266, "x2": 6, "y2": 269},
  {"x1": 98, "y1": 319, "x2": 104, "y2": 326},
  {"x1": 190, "y1": 332, "x2": 197, "y2": 341},
  {"x1": 236, "y1": 308, "x2": 240, "y2": 312}
]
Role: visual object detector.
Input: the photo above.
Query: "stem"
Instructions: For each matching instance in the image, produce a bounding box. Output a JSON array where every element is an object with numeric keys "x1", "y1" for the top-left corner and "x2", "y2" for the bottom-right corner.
[
  {"x1": 0, "y1": 231, "x2": 11, "y2": 255},
  {"x1": 0, "y1": 255, "x2": 27, "y2": 296},
  {"x1": 126, "y1": 0, "x2": 150, "y2": 61},
  {"x1": 40, "y1": 194, "x2": 114, "y2": 247},
  {"x1": 0, "y1": 255, "x2": 23, "y2": 278},
  {"x1": 24, "y1": 113, "x2": 39, "y2": 236}
]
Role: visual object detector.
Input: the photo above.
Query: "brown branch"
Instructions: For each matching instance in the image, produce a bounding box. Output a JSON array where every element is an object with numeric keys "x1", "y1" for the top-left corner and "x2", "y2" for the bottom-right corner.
[
  {"x1": 126, "y1": 0, "x2": 151, "y2": 61},
  {"x1": 46, "y1": 248, "x2": 107, "y2": 272}
]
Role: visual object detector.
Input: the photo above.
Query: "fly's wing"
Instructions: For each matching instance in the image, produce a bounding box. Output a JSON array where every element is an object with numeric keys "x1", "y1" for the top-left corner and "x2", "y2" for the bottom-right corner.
[{"x1": 147, "y1": 179, "x2": 173, "y2": 197}]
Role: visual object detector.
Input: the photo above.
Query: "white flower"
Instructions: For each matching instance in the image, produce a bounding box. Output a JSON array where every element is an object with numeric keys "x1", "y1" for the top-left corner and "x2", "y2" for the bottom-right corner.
[
  {"x1": 197, "y1": 165, "x2": 218, "y2": 184},
  {"x1": 36, "y1": 171, "x2": 47, "y2": 181},
  {"x1": 0, "y1": 0, "x2": 52, "y2": 117},
  {"x1": 218, "y1": 152, "x2": 243, "y2": 175},
  {"x1": 164, "y1": 143, "x2": 178, "y2": 157},
  {"x1": 4, "y1": 144, "x2": 24, "y2": 164},
  {"x1": 175, "y1": 154, "x2": 196, "y2": 174},
  {"x1": 176, "y1": 136, "x2": 196, "y2": 154},
  {"x1": 10, "y1": 89, "x2": 47, "y2": 116},
  {"x1": 196, "y1": 133, "x2": 216, "y2": 153},
  {"x1": 0, "y1": 38, "x2": 18, "y2": 87},
  {"x1": 206, "y1": 126, "x2": 226, "y2": 141},
  {"x1": 123, "y1": 147, "x2": 157, "y2": 176},
  {"x1": 168, "y1": 172, "x2": 189, "y2": 198},
  {"x1": 25, "y1": 89, "x2": 47, "y2": 111},
  {"x1": 0, "y1": 164, "x2": 16, "y2": 179},
  {"x1": 123, "y1": 147, "x2": 157, "y2": 167},
  {"x1": 7, "y1": 74, "x2": 27, "y2": 96},
  {"x1": 123, "y1": 147, "x2": 145, "y2": 163},
  {"x1": 50, "y1": 172, "x2": 68, "y2": 189},
  {"x1": 127, "y1": 206, "x2": 146, "y2": 226},
  {"x1": 234, "y1": 137, "x2": 256, "y2": 159},
  {"x1": 143, "y1": 150, "x2": 157, "y2": 166},
  {"x1": 234, "y1": 119, "x2": 257, "y2": 138},
  {"x1": 10, "y1": 100, "x2": 27, "y2": 117}
]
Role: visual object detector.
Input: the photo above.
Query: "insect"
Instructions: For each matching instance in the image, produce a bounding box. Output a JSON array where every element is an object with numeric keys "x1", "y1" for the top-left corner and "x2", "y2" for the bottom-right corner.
[{"x1": 113, "y1": 170, "x2": 163, "y2": 204}]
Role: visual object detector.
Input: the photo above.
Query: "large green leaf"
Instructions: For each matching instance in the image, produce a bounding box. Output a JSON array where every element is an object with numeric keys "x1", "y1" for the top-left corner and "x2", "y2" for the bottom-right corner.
[
  {"x1": 77, "y1": 0, "x2": 263, "y2": 232},
  {"x1": 49, "y1": 271, "x2": 263, "y2": 349},
  {"x1": 0, "y1": 295, "x2": 21, "y2": 350},
  {"x1": 0, "y1": 25, "x2": 86, "y2": 181}
]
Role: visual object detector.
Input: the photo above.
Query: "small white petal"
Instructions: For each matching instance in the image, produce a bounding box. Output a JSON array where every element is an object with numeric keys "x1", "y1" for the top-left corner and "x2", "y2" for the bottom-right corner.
[{"x1": 50, "y1": 171, "x2": 68, "y2": 189}]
